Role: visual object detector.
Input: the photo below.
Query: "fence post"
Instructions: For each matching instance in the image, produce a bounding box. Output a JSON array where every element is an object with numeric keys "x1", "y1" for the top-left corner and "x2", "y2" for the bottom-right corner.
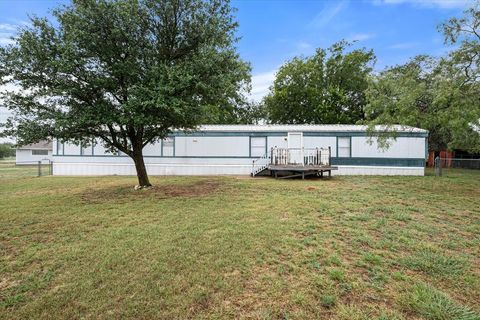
[
  {"x1": 434, "y1": 156, "x2": 442, "y2": 177},
  {"x1": 328, "y1": 146, "x2": 331, "y2": 166},
  {"x1": 37, "y1": 161, "x2": 41, "y2": 177}
]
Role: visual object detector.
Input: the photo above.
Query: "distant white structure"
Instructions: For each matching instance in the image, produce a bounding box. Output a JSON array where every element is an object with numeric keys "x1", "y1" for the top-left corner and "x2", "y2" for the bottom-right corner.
[
  {"x1": 52, "y1": 125, "x2": 428, "y2": 176},
  {"x1": 16, "y1": 141, "x2": 53, "y2": 164}
]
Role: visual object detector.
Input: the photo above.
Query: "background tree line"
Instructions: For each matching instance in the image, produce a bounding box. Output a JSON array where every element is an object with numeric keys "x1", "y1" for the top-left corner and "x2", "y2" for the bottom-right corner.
[
  {"x1": 0, "y1": 143, "x2": 15, "y2": 159},
  {"x1": 255, "y1": 3, "x2": 480, "y2": 153}
]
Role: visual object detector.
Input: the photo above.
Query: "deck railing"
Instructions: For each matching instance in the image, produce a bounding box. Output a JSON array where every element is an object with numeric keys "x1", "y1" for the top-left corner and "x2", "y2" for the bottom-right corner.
[
  {"x1": 270, "y1": 147, "x2": 331, "y2": 167},
  {"x1": 251, "y1": 153, "x2": 271, "y2": 176}
]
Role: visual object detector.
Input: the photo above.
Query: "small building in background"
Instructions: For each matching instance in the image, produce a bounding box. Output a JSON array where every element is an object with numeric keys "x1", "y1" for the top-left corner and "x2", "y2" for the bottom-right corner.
[{"x1": 16, "y1": 141, "x2": 53, "y2": 165}]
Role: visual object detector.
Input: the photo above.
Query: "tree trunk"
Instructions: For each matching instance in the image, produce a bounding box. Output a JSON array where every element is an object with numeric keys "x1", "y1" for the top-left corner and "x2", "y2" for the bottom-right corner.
[{"x1": 131, "y1": 149, "x2": 151, "y2": 187}]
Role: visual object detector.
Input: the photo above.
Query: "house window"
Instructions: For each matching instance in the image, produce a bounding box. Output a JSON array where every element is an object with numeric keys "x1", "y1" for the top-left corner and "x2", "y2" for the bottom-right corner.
[
  {"x1": 162, "y1": 137, "x2": 174, "y2": 156},
  {"x1": 32, "y1": 150, "x2": 48, "y2": 156},
  {"x1": 250, "y1": 137, "x2": 267, "y2": 157},
  {"x1": 337, "y1": 137, "x2": 351, "y2": 157}
]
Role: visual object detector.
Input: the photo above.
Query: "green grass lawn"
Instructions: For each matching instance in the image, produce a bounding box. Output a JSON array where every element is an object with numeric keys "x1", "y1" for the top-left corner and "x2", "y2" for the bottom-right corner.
[
  {"x1": 0, "y1": 170, "x2": 479, "y2": 319},
  {"x1": 0, "y1": 160, "x2": 51, "y2": 179}
]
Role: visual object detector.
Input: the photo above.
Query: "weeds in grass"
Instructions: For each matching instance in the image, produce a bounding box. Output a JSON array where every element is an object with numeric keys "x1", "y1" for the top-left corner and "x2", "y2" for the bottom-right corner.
[
  {"x1": 328, "y1": 269, "x2": 345, "y2": 282},
  {"x1": 402, "y1": 247, "x2": 470, "y2": 276},
  {"x1": 320, "y1": 294, "x2": 336, "y2": 308},
  {"x1": 400, "y1": 282, "x2": 480, "y2": 320},
  {"x1": 362, "y1": 252, "x2": 383, "y2": 266}
]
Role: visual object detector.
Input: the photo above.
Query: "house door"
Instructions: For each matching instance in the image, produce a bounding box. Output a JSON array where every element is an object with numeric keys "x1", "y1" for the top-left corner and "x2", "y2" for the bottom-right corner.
[{"x1": 288, "y1": 132, "x2": 303, "y2": 164}]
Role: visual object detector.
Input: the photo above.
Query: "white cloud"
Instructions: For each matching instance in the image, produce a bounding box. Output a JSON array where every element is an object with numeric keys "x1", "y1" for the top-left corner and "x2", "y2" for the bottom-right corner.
[
  {"x1": 0, "y1": 23, "x2": 18, "y2": 31},
  {"x1": 309, "y1": 1, "x2": 347, "y2": 29},
  {"x1": 296, "y1": 41, "x2": 313, "y2": 51},
  {"x1": 291, "y1": 41, "x2": 315, "y2": 56},
  {"x1": 387, "y1": 42, "x2": 419, "y2": 49},
  {"x1": 0, "y1": 22, "x2": 21, "y2": 46},
  {"x1": 372, "y1": 0, "x2": 470, "y2": 9},
  {"x1": 0, "y1": 34, "x2": 14, "y2": 45},
  {"x1": 349, "y1": 33, "x2": 376, "y2": 42},
  {"x1": 249, "y1": 69, "x2": 277, "y2": 102}
]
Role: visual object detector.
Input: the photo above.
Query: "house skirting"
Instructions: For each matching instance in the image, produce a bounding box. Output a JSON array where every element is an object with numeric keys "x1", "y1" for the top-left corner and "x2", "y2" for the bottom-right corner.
[{"x1": 52, "y1": 162, "x2": 424, "y2": 176}]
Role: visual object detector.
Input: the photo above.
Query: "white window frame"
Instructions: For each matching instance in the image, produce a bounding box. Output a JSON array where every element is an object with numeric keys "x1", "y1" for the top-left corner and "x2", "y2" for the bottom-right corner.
[
  {"x1": 250, "y1": 136, "x2": 267, "y2": 158},
  {"x1": 337, "y1": 137, "x2": 351, "y2": 158}
]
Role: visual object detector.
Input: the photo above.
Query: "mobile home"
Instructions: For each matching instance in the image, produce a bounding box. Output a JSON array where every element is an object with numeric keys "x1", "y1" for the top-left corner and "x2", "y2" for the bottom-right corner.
[{"x1": 52, "y1": 125, "x2": 428, "y2": 176}]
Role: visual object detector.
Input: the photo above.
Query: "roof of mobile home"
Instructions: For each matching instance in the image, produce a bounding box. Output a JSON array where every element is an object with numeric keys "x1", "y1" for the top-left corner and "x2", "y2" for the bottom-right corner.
[
  {"x1": 188, "y1": 124, "x2": 428, "y2": 133},
  {"x1": 16, "y1": 140, "x2": 52, "y2": 150}
]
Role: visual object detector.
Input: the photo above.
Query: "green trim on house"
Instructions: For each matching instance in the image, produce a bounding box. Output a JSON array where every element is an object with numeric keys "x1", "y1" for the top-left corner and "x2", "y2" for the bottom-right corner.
[
  {"x1": 54, "y1": 154, "x2": 425, "y2": 166},
  {"x1": 335, "y1": 137, "x2": 339, "y2": 157},
  {"x1": 349, "y1": 136, "x2": 352, "y2": 157},
  {"x1": 331, "y1": 157, "x2": 425, "y2": 167},
  {"x1": 54, "y1": 154, "x2": 254, "y2": 159}
]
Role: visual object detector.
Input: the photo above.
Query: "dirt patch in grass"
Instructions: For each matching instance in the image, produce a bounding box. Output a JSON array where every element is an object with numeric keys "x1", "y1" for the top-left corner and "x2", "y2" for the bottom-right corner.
[{"x1": 80, "y1": 179, "x2": 224, "y2": 204}]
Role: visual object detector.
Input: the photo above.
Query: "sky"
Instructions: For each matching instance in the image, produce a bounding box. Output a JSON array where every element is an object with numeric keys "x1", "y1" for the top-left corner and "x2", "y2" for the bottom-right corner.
[{"x1": 0, "y1": 0, "x2": 473, "y2": 112}]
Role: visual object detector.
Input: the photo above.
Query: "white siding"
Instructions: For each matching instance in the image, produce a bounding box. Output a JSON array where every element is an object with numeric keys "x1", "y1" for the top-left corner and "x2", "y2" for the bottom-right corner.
[
  {"x1": 63, "y1": 143, "x2": 80, "y2": 155},
  {"x1": 334, "y1": 166, "x2": 424, "y2": 176},
  {"x1": 303, "y1": 137, "x2": 337, "y2": 154},
  {"x1": 143, "y1": 142, "x2": 160, "y2": 156},
  {"x1": 175, "y1": 136, "x2": 249, "y2": 157},
  {"x1": 267, "y1": 136, "x2": 288, "y2": 150},
  {"x1": 16, "y1": 149, "x2": 53, "y2": 164},
  {"x1": 352, "y1": 137, "x2": 425, "y2": 158}
]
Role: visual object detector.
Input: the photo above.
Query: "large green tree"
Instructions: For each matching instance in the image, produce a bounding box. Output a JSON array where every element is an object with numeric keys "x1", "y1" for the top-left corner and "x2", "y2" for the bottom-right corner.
[
  {"x1": 364, "y1": 4, "x2": 480, "y2": 152},
  {"x1": 264, "y1": 41, "x2": 375, "y2": 124},
  {"x1": 0, "y1": 0, "x2": 250, "y2": 187}
]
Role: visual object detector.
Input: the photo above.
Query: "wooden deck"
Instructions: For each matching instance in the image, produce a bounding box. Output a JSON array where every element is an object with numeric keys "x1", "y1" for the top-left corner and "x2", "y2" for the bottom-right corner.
[
  {"x1": 251, "y1": 147, "x2": 337, "y2": 179},
  {"x1": 268, "y1": 165, "x2": 338, "y2": 179}
]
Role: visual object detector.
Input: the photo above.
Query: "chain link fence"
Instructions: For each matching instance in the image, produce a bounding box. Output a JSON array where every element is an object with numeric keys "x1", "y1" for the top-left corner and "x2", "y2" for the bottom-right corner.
[
  {"x1": 433, "y1": 157, "x2": 480, "y2": 177},
  {"x1": 0, "y1": 160, "x2": 53, "y2": 180}
]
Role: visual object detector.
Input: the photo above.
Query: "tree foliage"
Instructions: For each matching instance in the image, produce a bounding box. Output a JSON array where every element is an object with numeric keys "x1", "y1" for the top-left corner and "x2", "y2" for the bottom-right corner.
[
  {"x1": 0, "y1": 143, "x2": 15, "y2": 159},
  {"x1": 200, "y1": 101, "x2": 265, "y2": 124},
  {"x1": 440, "y1": 3, "x2": 480, "y2": 84},
  {"x1": 364, "y1": 4, "x2": 480, "y2": 152},
  {"x1": 264, "y1": 41, "x2": 375, "y2": 124},
  {"x1": 0, "y1": 0, "x2": 250, "y2": 186}
]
